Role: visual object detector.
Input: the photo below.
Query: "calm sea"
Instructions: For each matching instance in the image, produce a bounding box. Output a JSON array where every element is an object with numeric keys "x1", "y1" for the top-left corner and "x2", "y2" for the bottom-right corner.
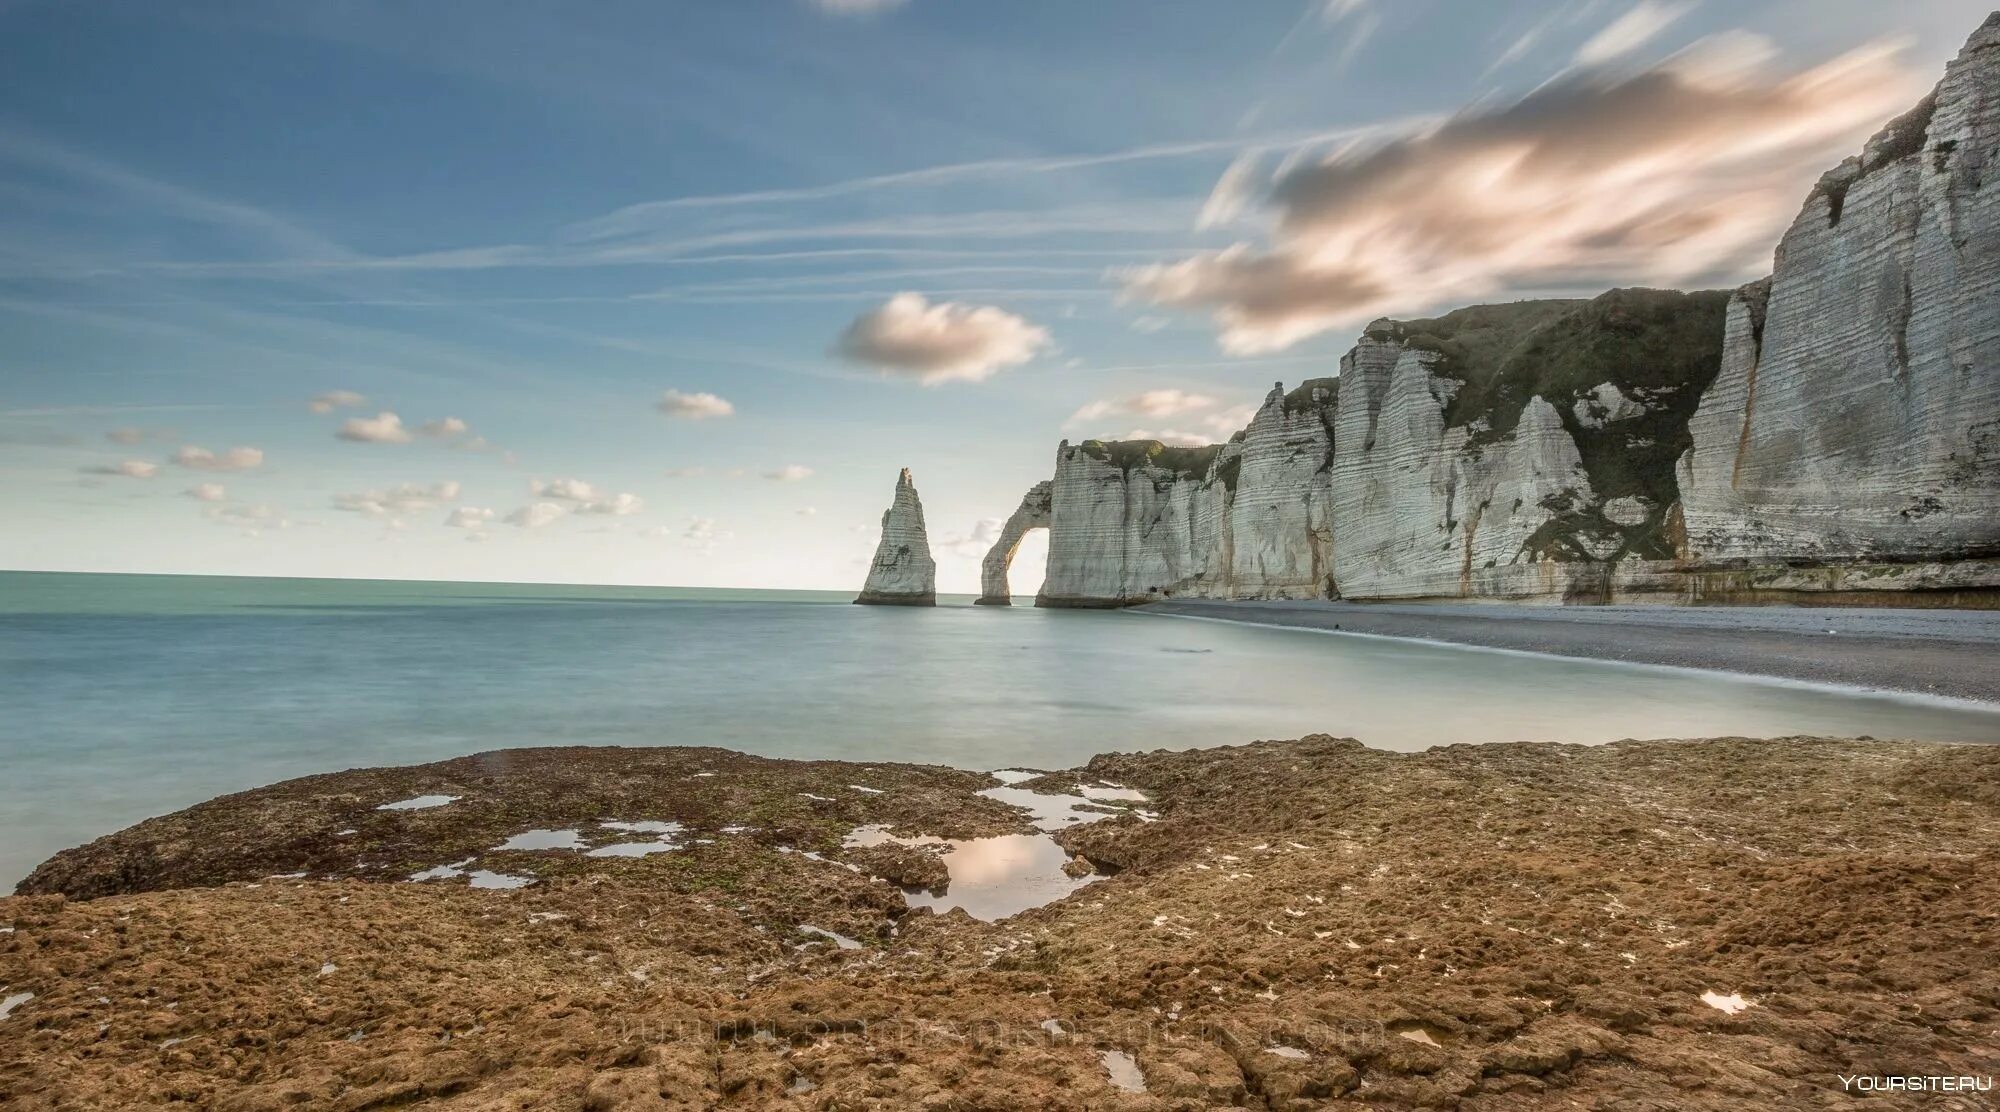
[{"x1": 4, "y1": 570, "x2": 1998, "y2": 888}]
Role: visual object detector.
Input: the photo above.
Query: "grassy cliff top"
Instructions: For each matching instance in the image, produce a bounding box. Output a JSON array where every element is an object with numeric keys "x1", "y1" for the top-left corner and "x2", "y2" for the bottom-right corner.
[{"x1": 1074, "y1": 438, "x2": 1224, "y2": 477}]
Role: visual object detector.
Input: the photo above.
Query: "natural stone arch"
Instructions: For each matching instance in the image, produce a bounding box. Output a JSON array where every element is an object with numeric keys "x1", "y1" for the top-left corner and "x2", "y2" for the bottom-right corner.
[{"x1": 975, "y1": 481, "x2": 1053, "y2": 605}]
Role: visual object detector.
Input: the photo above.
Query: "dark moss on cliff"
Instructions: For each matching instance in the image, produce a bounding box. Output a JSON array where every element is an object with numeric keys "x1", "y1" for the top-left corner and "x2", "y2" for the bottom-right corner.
[
  {"x1": 1281, "y1": 377, "x2": 1339, "y2": 416},
  {"x1": 1374, "y1": 288, "x2": 1730, "y2": 563},
  {"x1": 1075, "y1": 438, "x2": 1223, "y2": 478}
]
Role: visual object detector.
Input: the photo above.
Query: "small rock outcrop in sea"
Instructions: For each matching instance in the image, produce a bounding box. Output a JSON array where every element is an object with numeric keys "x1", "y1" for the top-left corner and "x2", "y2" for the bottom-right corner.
[
  {"x1": 976, "y1": 481, "x2": 1052, "y2": 604},
  {"x1": 856, "y1": 468, "x2": 937, "y2": 606}
]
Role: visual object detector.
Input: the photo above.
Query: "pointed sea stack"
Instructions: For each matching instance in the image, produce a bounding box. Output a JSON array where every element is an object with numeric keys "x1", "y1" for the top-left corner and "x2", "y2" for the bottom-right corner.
[{"x1": 856, "y1": 468, "x2": 938, "y2": 606}]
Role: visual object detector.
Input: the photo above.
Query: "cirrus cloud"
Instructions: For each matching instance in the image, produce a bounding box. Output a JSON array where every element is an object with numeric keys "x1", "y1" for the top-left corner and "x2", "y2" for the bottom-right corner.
[
  {"x1": 1121, "y1": 36, "x2": 1921, "y2": 353},
  {"x1": 657, "y1": 389, "x2": 735, "y2": 420},
  {"x1": 332, "y1": 480, "x2": 462, "y2": 518},
  {"x1": 84, "y1": 459, "x2": 159, "y2": 479},
  {"x1": 762, "y1": 464, "x2": 814, "y2": 482},
  {"x1": 836, "y1": 292, "x2": 1050, "y2": 384}
]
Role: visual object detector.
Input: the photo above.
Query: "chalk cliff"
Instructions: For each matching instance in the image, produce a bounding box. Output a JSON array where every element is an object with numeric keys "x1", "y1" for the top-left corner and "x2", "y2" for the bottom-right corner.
[
  {"x1": 856, "y1": 469, "x2": 937, "y2": 606},
  {"x1": 977, "y1": 14, "x2": 1997, "y2": 608},
  {"x1": 976, "y1": 481, "x2": 1052, "y2": 604},
  {"x1": 1678, "y1": 14, "x2": 2000, "y2": 591}
]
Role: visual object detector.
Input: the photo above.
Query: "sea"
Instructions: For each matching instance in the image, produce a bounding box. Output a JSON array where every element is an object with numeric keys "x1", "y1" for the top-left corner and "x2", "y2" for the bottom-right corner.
[{"x1": 4, "y1": 570, "x2": 1998, "y2": 888}]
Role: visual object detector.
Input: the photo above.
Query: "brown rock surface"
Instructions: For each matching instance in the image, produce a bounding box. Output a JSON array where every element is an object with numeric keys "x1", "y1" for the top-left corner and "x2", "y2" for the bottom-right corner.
[{"x1": 4, "y1": 736, "x2": 1998, "y2": 1110}]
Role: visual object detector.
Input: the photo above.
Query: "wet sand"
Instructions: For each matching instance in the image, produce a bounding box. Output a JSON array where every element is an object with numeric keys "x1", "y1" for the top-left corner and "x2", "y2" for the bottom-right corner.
[
  {"x1": 4, "y1": 736, "x2": 1997, "y2": 1110},
  {"x1": 1140, "y1": 599, "x2": 2000, "y2": 704}
]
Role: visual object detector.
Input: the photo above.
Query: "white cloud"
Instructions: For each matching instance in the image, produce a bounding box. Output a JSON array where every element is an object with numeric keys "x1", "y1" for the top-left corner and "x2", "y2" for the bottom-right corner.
[
  {"x1": 578, "y1": 492, "x2": 645, "y2": 516},
  {"x1": 797, "y1": 507, "x2": 818, "y2": 517},
  {"x1": 445, "y1": 506, "x2": 496, "y2": 529},
  {"x1": 836, "y1": 293, "x2": 1050, "y2": 384},
  {"x1": 683, "y1": 517, "x2": 731, "y2": 549},
  {"x1": 529, "y1": 477, "x2": 600, "y2": 502},
  {"x1": 172, "y1": 445, "x2": 264, "y2": 471},
  {"x1": 657, "y1": 390, "x2": 736, "y2": 420},
  {"x1": 185, "y1": 482, "x2": 226, "y2": 501},
  {"x1": 309, "y1": 389, "x2": 367, "y2": 414},
  {"x1": 418, "y1": 416, "x2": 469, "y2": 438},
  {"x1": 505, "y1": 502, "x2": 566, "y2": 528},
  {"x1": 762, "y1": 464, "x2": 814, "y2": 482},
  {"x1": 85, "y1": 459, "x2": 159, "y2": 478},
  {"x1": 337, "y1": 412, "x2": 412, "y2": 443},
  {"x1": 1198, "y1": 152, "x2": 1262, "y2": 230},
  {"x1": 106, "y1": 428, "x2": 144, "y2": 445},
  {"x1": 1122, "y1": 37, "x2": 1919, "y2": 353},
  {"x1": 1068, "y1": 389, "x2": 1220, "y2": 426},
  {"x1": 1118, "y1": 428, "x2": 1216, "y2": 447},
  {"x1": 205, "y1": 502, "x2": 289, "y2": 534},
  {"x1": 664, "y1": 466, "x2": 708, "y2": 478},
  {"x1": 1576, "y1": 1, "x2": 1695, "y2": 66},
  {"x1": 332, "y1": 480, "x2": 462, "y2": 518}
]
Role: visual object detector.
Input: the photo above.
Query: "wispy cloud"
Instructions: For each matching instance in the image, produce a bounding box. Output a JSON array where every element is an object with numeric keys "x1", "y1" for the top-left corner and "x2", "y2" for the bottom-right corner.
[
  {"x1": 309, "y1": 389, "x2": 366, "y2": 414},
  {"x1": 1123, "y1": 35, "x2": 1919, "y2": 352},
  {"x1": 762, "y1": 464, "x2": 815, "y2": 482},
  {"x1": 332, "y1": 480, "x2": 461, "y2": 518},
  {"x1": 1576, "y1": 1, "x2": 1696, "y2": 65},
  {"x1": 83, "y1": 459, "x2": 158, "y2": 479},
  {"x1": 657, "y1": 390, "x2": 735, "y2": 420},
  {"x1": 172, "y1": 445, "x2": 264, "y2": 471}
]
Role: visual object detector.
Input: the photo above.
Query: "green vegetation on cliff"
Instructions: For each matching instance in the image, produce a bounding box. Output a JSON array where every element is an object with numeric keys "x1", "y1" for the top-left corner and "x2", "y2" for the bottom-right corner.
[{"x1": 1074, "y1": 438, "x2": 1223, "y2": 478}]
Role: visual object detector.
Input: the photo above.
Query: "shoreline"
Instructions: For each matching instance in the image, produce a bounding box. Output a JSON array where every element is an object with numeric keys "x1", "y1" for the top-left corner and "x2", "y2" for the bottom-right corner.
[
  {"x1": 5, "y1": 736, "x2": 1998, "y2": 1110},
  {"x1": 1135, "y1": 599, "x2": 2000, "y2": 705}
]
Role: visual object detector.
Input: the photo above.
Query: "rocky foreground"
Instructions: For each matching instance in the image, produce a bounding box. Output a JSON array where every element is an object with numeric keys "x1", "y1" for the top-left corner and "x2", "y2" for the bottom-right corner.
[{"x1": 3, "y1": 736, "x2": 1998, "y2": 1111}]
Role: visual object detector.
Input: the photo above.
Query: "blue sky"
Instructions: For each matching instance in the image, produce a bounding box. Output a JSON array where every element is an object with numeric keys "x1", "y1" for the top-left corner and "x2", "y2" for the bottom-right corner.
[{"x1": 0, "y1": 0, "x2": 1986, "y2": 590}]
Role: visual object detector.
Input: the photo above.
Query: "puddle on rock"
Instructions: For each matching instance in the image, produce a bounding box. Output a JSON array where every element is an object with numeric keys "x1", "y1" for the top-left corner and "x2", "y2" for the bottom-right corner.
[
  {"x1": 601, "y1": 820, "x2": 682, "y2": 835},
  {"x1": 377, "y1": 794, "x2": 459, "y2": 811},
  {"x1": 587, "y1": 820, "x2": 686, "y2": 856},
  {"x1": 1701, "y1": 991, "x2": 1752, "y2": 1015},
  {"x1": 492, "y1": 829, "x2": 585, "y2": 851},
  {"x1": 798, "y1": 925, "x2": 863, "y2": 950},
  {"x1": 1266, "y1": 1045, "x2": 1312, "y2": 1060},
  {"x1": 1386, "y1": 1020, "x2": 1452, "y2": 1048},
  {"x1": 0, "y1": 992, "x2": 32, "y2": 1021},
  {"x1": 408, "y1": 858, "x2": 533, "y2": 889},
  {"x1": 1100, "y1": 1049, "x2": 1146, "y2": 1093},
  {"x1": 838, "y1": 781, "x2": 1147, "y2": 921},
  {"x1": 1074, "y1": 782, "x2": 1148, "y2": 803}
]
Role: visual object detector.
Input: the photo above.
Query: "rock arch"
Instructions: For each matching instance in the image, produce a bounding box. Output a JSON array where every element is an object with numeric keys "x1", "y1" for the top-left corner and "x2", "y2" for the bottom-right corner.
[{"x1": 975, "y1": 481, "x2": 1053, "y2": 605}]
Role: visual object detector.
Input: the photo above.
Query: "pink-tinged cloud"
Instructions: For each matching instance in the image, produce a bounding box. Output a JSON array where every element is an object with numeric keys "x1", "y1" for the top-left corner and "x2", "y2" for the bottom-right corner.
[
  {"x1": 1121, "y1": 36, "x2": 1920, "y2": 353},
  {"x1": 836, "y1": 293, "x2": 1050, "y2": 384}
]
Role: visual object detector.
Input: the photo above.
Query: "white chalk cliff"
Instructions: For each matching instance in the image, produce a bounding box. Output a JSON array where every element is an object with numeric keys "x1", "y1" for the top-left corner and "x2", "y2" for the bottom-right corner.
[
  {"x1": 855, "y1": 469, "x2": 937, "y2": 606},
  {"x1": 1678, "y1": 14, "x2": 2000, "y2": 586},
  {"x1": 972, "y1": 14, "x2": 1997, "y2": 608},
  {"x1": 976, "y1": 481, "x2": 1052, "y2": 604}
]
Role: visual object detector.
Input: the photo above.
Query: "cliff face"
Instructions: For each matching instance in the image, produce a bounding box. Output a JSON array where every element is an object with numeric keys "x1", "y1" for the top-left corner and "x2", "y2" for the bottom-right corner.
[
  {"x1": 1678, "y1": 15, "x2": 2000, "y2": 575},
  {"x1": 993, "y1": 15, "x2": 1997, "y2": 608},
  {"x1": 855, "y1": 469, "x2": 937, "y2": 606},
  {"x1": 975, "y1": 481, "x2": 1052, "y2": 604}
]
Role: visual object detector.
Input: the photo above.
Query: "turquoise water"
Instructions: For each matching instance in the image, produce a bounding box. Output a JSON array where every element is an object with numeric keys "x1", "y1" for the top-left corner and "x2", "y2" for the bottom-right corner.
[{"x1": 4, "y1": 570, "x2": 1999, "y2": 889}]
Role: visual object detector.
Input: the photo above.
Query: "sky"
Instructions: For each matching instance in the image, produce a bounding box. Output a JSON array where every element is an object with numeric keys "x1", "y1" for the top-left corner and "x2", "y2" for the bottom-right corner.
[{"x1": 0, "y1": 0, "x2": 1987, "y2": 592}]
